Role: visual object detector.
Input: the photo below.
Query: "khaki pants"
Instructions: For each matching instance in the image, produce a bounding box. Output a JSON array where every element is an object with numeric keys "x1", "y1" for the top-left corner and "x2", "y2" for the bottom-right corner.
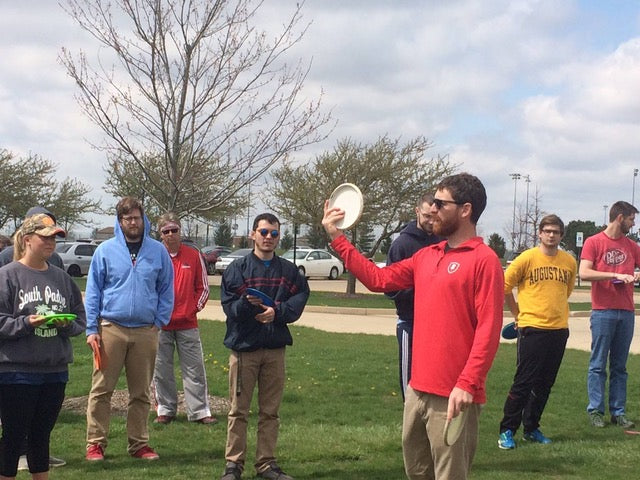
[
  {"x1": 86, "y1": 322, "x2": 159, "y2": 454},
  {"x1": 402, "y1": 387, "x2": 480, "y2": 480},
  {"x1": 225, "y1": 348, "x2": 285, "y2": 473}
]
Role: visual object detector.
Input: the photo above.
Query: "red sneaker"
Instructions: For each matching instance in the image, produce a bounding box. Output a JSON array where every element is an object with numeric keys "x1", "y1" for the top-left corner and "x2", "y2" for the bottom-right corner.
[
  {"x1": 131, "y1": 445, "x2": 159, "y2": 460},
  {"x1": 86, "y1": 444, "x2": 104, "y2": 461}
]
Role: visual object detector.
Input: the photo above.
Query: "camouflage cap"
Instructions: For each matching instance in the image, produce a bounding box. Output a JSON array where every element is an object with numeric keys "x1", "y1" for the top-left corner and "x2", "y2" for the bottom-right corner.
[{"x1": 21, "y1": 213, "x2": 66, "y2": 238}]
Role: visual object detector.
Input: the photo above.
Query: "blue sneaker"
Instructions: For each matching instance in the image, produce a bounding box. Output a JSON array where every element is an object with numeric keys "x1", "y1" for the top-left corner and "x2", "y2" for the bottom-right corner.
[
  {"x1": 498, "y1": 430, "x2": 516, "y2": 449},
  {"x1": 523, "y1": 428, "x2": 552, "y2": 444}
]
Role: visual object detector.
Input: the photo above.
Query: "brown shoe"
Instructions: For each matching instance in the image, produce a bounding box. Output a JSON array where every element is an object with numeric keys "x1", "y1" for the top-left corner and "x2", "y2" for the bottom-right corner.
[
  {"x1": 194, "y1": 416, "x2": 218, "y2": 425},
  {"x1": 154, "y1": 415, "x2": 175, "y2": 424}
]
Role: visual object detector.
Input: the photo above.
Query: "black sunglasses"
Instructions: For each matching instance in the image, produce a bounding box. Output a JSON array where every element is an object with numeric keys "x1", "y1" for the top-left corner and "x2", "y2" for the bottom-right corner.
[
  {"x1": 161, "y1": 228, "x2": 179, "y2": 234},
  {"x1": 258, "y1": 228, "x2": 279, "y2": 238},
  {"x1": 432, "y1": 198, "x2": 463, "y2": 209}
]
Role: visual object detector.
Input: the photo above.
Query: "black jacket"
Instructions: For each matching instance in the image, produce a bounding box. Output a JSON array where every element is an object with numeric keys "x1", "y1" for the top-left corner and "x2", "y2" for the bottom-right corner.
[
  {"x1": 385, "y1": 221, "x2": 441, "y2": 322},
  {"x1": 221, "y1": 251, "x2": 309, "y2": 352}
]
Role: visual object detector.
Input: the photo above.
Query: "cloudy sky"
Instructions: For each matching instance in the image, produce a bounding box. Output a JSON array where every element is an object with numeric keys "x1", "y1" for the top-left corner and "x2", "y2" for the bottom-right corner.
[{"x1": 2, "y1": 1, "x2": 640, "y2": 243}]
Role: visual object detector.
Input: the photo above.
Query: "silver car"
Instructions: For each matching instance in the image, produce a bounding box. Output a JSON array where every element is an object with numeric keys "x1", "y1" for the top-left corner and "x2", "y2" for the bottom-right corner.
[
  {"x1": 214, "y1": 248, "x2": 253, "y2": 274},
  {"x1": 55, "y1": 241, "x2": 98, "y2": 277}
]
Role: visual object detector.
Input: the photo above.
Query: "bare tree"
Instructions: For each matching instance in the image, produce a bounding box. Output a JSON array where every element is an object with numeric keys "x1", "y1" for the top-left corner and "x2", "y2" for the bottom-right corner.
[
  {"x1": 47, "y1": 178, "x2": 103, "y2": 231},
  {"x1": 59, "y1": 0, "x2": 332, "y2": 219},
  {"x1": 504, "y1": 185, "x2": 546, "y2": 250}
]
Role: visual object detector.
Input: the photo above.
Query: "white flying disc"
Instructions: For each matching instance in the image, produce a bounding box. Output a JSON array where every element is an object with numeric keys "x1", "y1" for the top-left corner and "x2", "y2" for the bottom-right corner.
[
  {"x1": 328, "y1": 183, "x2": 363, "y2": 230},
  {"x1": 443, "y1": 409, "x2": 467, "y2": 446}
]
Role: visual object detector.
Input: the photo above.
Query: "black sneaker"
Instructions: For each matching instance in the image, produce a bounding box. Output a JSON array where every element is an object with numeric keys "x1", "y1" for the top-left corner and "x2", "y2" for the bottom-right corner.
[
  {"x1": 221, "y1": 461, "x2": 243, "y2": 480},
  {"x1": 49, "y1": 455, "x2": 67, "y2": 467},
  {"x1": 257, "y1": 462, "x2": 294, "y2": 480}
]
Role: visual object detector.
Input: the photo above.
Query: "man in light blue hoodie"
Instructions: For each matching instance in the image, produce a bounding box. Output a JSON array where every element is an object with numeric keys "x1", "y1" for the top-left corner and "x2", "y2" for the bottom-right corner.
[{"x1": 84, "y1": 197, "x2": 174, "y2": 462}]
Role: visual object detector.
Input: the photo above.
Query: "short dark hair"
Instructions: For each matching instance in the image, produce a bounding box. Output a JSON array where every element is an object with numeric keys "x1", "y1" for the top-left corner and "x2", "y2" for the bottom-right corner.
[
  {"x1": 436, "y1": 173, "x2": 487, "y2": 224},
  {"x1": 539, "y1": 214, "x2": 565, "y2": 235},
  {"x1": 116, "y1": 196, "x2": 145, "y2": 220},
  {"x1": 417, "y1": 192, "x2": 435, "y2": 207},
  {"x1": 252, "y1": 213, "x2": 280, "y2": 231},
  {"x1": 609, "y1": 201, "x2": 638, "y2": 222}
]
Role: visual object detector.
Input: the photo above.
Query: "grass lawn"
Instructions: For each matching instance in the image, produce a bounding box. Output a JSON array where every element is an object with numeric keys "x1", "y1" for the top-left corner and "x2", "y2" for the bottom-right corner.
[{"x1": 50, "y1": 320, "x2": 640, "y2": 479}]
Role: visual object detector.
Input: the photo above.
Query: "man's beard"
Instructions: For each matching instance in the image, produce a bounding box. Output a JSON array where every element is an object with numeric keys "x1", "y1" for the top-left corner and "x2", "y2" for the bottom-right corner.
[{"x1": 433, "y1": 217, "x2": 458, "y2": 237}]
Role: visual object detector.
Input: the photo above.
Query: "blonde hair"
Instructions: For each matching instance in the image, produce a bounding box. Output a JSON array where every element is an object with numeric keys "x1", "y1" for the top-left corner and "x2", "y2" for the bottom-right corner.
[
  {"x1": 157, "y1": 212, "x2": 181, "y2": 231},
  {"x1": 13, "y1": 230, "x2": 27, "y2": 261}
]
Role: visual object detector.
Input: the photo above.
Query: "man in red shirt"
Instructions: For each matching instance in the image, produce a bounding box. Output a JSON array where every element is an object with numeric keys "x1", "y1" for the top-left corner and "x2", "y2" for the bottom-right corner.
[
  {"x1": 152, "y1": 212, "x2": 216, "y2": 425},
  {"x1": 322, "y1": 173, "x2": 504, "y2": 480},
  {"x1": 580, "y1": 201, "x2": 640, "y2": 429}
]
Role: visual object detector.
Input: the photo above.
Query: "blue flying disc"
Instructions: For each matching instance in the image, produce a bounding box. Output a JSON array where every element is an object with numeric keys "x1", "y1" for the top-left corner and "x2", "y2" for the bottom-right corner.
[
  {"x1": 246, "y1": 288, "x2": 275, "y2": 307},
  {"x1": 501, "y1": 322, "x2": 517, "y2": 340}
]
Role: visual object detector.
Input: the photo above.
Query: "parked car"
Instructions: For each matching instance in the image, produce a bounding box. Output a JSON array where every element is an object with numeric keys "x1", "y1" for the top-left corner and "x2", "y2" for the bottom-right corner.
[
  {"x1": 505, "y1": 250, "x2": 523, "y2": 268},
  {"x1": 180, "y1": 238, "x2": 209, "y2": 267},
  {"x1": 369, "y1": 258, "x2": 387, "y2": 268},
  {"x1": 202, "y1": 245, "x2": 233, "y2": 275},
  {"x1": 55, "y1": 241, "x2": 98, "y2": 277},
  {"x1": 214, "y1": 248, "x2": 253, "y2": 274},
  {"x1": 281, "y1": 248, "x2": 344, "y2": 279}
]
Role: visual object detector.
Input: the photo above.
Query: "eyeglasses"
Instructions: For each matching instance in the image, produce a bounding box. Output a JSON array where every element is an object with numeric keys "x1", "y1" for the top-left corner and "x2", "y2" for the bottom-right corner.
[
  {"x1": 258, "y1": 228, "x2": 279, "y2": 238},
  {"x1": 161, "y1": 228, "x2": 179, "y2": 235},
  {"x1": 541, "y1": 229, "x2": 562, "y2": 235},
  {"x1": 121, "y1": 215, "x2": 142, "y2": 223},
  {"x1": 432, "y1": 198, "x2": 463, "y2": 209}
]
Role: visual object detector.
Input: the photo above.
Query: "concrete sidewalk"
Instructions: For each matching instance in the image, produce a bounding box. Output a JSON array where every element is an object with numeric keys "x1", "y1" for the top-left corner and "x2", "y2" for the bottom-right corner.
[{"x1": 197, "y1": 300, "x2": 640, "y2": 354}]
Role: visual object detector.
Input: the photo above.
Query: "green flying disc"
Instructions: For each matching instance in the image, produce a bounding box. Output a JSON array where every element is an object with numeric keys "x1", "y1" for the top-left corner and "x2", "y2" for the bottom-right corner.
[{"x1": 44, "y1": 313, "x2": 77, "y2": 326}]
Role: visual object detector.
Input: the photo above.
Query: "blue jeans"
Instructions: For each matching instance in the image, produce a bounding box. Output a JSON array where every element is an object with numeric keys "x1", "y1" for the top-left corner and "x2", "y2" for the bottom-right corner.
[{"x1": 587, "y1": 309, "x2": 635, "y2": 416}]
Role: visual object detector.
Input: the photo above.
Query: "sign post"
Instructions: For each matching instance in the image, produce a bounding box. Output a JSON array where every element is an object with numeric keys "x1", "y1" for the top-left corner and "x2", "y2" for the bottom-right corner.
[{"x1": 576, "y1": 232, "x2": 583, "y2": 287}]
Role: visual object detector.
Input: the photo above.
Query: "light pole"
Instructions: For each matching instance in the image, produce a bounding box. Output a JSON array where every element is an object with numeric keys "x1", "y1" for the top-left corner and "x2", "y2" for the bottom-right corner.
[
  {"x1": 603, "y1": 205, "x2": 608, "y2": 226},
  {"x1": 510, "y1": 173, "x2": 521, "y2": 251},
  {"x1": 633, "y1": 169, "x2": 639, "y2": 205},
  {"x1": 523, "y1": 174, "x2": 531, "y2": 247}
]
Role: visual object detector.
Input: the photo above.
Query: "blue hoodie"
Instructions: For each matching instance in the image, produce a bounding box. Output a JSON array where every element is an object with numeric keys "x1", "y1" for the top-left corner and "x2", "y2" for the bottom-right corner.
[{"x1": 84, "y1": 215, "x2": 174, "y2": 336}]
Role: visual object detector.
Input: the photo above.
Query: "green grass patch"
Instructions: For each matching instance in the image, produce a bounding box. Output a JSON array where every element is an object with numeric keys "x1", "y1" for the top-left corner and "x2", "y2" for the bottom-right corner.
[
  {"x1": 53, "y1": 320, "x2": 640, "y2": 479},
  {"x1": 183, "y1": 283, "x2": 395, "y2": 308}
]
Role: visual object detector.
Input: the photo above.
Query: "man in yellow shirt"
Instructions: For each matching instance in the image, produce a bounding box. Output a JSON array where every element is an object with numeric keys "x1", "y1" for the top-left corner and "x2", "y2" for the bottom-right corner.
[{"x1": 498, "y1": 214, "x2": 577, "y2": 449}]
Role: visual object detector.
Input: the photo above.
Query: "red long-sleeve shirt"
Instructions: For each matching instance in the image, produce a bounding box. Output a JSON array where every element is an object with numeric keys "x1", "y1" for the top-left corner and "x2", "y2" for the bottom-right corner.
[{"x1": 331, "y1": 235, "x2": 504, "y2": 403}]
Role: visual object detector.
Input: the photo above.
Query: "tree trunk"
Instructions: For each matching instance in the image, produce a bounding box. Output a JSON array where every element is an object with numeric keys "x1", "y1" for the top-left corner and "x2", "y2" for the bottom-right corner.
[{"x1": 346, "y1": 273, "x2": 357, "y2": 295}]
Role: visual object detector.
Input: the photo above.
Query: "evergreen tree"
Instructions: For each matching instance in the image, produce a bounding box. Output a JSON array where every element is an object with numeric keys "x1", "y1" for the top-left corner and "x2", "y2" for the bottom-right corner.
[{"x1": 214, "y1": 220, "x2": 233, "y2": 247}]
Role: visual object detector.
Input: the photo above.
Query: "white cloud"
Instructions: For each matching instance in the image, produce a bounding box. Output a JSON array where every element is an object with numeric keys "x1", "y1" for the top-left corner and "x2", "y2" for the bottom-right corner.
[{"x1": 2, "y1": 0, "x2": 640, "y2": 240}]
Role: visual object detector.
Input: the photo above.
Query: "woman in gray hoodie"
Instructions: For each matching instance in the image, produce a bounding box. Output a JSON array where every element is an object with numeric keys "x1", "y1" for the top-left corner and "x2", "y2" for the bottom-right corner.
[{"x1": 0, "y1": 214, "x2": 86, "y2": 479}]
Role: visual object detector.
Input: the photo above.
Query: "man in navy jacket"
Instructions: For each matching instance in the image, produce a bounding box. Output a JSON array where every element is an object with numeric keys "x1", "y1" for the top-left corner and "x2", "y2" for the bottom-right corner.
[{"x1": 219, "y1": 213, "x2": 309, "y2": 480}]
